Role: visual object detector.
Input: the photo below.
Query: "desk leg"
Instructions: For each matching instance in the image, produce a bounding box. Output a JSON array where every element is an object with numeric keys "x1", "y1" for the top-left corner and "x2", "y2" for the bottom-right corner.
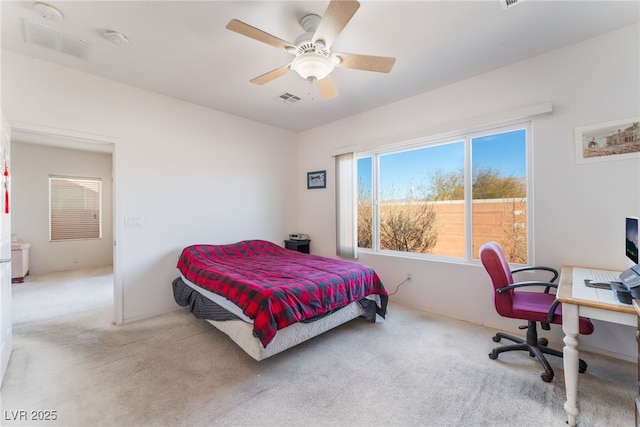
[{"x1": 562, "y1": 302, "x2": 580, "y2": 427}]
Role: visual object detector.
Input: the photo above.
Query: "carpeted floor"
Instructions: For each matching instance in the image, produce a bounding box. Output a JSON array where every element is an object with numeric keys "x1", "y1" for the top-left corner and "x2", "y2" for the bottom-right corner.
[{"x1": 0, "y1": 267, "x2": 635, "y2": 426}]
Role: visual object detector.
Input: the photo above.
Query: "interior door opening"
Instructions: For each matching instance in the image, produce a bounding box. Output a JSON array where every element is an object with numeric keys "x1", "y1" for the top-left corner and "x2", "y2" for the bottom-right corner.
[{"x1": 9, "y1": 125, "x2": 119, "y2": 324}]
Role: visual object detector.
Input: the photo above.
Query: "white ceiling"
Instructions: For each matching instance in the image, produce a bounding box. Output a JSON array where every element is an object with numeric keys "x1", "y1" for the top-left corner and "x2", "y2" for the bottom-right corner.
[{"x1": 2, "y1": 1, "x2": 639, "y2": 133}]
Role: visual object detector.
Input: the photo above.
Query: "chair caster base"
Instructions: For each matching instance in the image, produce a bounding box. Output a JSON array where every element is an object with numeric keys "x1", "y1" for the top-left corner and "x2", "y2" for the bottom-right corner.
[{"x1": 579, "y1": 359, "x2": 588, "y2": 373}]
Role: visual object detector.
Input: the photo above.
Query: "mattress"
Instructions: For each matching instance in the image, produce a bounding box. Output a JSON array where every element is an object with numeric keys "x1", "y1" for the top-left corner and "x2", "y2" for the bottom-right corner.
[
  {"x1": 173, "y1": 276, "x2": 369, "y2": 360},
  {"x1": 206, "y1": 303, "x2": 365, "y2": 361},
  {"x1": 176, "y1": 240, "x2": 388, "y2": 347}
]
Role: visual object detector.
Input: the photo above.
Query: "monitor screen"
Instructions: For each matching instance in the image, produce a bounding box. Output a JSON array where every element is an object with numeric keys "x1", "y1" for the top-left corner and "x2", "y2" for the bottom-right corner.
[{"x1": 626, "y1": 216, "x2": 639, "y2": 265}]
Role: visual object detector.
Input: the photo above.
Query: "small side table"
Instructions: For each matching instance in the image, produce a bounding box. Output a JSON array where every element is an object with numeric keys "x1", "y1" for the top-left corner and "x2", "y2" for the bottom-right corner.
[{"x1": 284, "y1": 239, "x2": 310, "y2": 254}]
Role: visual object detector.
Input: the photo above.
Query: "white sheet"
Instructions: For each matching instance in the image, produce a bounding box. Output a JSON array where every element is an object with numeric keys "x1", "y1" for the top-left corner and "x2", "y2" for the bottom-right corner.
[
  {"x1": 179, "y1": 274, "x2": 366, "y2": 360},
  {"x1": 207, "y1": 302, "x2": 364, "y2": 360}
]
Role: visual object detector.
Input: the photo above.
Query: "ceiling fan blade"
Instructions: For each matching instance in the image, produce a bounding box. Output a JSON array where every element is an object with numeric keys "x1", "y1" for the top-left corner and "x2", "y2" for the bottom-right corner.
[
  {"x1": 226, "y1": 19, "x2": 295, "y2": 51},
  {"x1": 317, "y1": 75, "x2": 339, "y2": 100},
  {"x1": 312, "y1": 0, "x2": 360, "y2": 49},
  {"x1": 250, "y1": 64, "x2": 292, "y2": 85},
  {"x1": 335, "y1": 52, "x2": 396, "y2": 73}
]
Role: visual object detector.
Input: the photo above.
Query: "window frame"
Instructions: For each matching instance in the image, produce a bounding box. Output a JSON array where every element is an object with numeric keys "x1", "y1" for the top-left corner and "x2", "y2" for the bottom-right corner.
[
  {"x1": 49, "y1": 175, "x2": 103, "y2": 242},
  {"x1": 356, "y1": 120, "x2": 532, "y2": 264}
]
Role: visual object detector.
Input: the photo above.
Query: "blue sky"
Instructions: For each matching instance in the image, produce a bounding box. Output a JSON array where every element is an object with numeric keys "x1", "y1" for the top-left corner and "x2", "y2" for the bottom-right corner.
[{"x1": 358, "y1": 129, "x2": 526, "y2": 196}]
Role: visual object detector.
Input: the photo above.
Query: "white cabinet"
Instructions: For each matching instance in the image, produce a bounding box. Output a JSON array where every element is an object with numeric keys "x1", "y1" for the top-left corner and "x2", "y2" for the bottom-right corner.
[{"x1": 11, "y1": 240, "x2": 29, "y2": 283}]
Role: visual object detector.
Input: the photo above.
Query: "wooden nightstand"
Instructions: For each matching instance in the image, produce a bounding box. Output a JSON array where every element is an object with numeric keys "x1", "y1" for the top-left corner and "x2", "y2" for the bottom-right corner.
[{"x1": 284, "y1": 239, "x2": 310, "y2": 254}]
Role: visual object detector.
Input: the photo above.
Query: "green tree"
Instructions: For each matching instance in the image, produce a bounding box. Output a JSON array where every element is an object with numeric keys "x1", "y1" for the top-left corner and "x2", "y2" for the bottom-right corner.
[
  {"x1": 429, "y1": 169, "x2": 464, "y2": 200},
  {"x1": 428, "y1": 167, "x2": 525, "y2": 200},
  {"x1": 472, "y1": 168, "x2": 525, "y2": 199}
]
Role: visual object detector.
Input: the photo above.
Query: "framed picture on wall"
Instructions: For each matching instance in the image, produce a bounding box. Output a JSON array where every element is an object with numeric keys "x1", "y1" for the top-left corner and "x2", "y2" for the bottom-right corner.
[
  {"x1": 307, "y1": 170, "x2": 326, "y2": 189},
  {"x1": 575, "y1": 117, "x2": 640, "y2": 164}
]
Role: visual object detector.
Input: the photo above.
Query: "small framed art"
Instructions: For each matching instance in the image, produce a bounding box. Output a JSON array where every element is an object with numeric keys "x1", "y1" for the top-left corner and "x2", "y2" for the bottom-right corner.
[
  {"x1": 307, "y1": 170, "x2": 326, "y2": 189},
  {"x1": 575, "y1": 117, "x2": 640, "y2": 164}
]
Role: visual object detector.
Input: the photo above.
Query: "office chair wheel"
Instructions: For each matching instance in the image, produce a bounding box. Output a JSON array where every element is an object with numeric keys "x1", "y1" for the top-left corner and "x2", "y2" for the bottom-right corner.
[
  {"x1": 538, "y1": 338, "x2": 549, "y2": 347},
  {"x1": 541, "y1": 372, "x2": 553, "y2": 383},
  {"x1": 579, "y1": 359, "x2": 588, "y2": 373},
  {"x1": 492, "y1": 335, "x2": 501, "y2": 343},
  {"x1": 489, "y1": 351, "x2": 498, "y2": 360}
]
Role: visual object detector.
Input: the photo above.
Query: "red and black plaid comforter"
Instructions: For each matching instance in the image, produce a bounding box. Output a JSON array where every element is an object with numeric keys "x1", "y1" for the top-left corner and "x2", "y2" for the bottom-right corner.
[{"x1": 176, "y1": 240, "x2": 388, "y2": 347}]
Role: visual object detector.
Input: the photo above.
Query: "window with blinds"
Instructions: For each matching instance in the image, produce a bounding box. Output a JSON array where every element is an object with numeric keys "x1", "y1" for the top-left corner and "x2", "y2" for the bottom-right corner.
[{"x1": 49, "y1": 176, "x2": 102, "y2": 241}]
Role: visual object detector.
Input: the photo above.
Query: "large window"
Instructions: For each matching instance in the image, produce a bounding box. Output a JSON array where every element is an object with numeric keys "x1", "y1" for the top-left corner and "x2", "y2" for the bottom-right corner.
[
  {"x1": 357, "y1": 123, "x2": 528, "y2": 263},
  {"x1": 49, "y1": 176, "x2": 102, "y2": 242}
]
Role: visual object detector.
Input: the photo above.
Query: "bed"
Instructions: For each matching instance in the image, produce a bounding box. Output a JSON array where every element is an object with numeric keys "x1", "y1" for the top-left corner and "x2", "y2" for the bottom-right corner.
[{"x1": 173, "y1": 239, "x2": 388, "y2": 360}]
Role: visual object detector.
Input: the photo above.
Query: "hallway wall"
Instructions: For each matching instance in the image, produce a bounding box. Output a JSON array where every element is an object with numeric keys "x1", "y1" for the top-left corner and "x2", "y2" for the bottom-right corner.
[{"x1": 11, "y1": 141, "x2": 113, "y2": 274}]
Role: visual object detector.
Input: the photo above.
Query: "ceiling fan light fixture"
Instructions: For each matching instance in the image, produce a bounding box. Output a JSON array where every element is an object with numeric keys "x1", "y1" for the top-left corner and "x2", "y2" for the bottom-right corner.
[
  {"x1": 226, "y1": 0, "x2": 395, "y2": 97},
  {"x1": 291, "y1": 53, "x2": 335, "y2": 82}
]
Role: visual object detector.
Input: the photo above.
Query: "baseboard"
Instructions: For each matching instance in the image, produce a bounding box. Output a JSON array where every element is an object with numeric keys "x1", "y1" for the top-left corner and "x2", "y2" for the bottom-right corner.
[{"x1": 118, "y1": 306, "x2": 183, "y2": 325}]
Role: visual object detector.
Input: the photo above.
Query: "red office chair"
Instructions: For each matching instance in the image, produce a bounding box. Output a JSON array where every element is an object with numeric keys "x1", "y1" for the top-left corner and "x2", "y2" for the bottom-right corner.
[{"x1": 479, "y1": 242, "x2": 594, "y2": 382}]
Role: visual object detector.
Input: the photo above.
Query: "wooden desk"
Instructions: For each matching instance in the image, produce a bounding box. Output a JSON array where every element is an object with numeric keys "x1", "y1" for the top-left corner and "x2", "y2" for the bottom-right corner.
[
  {"x1": 557, "y1": 266, "x2": 636, "y2": 427},
  {"x1": 633, "y1": 300, "x2": 640, "y2": 426}
]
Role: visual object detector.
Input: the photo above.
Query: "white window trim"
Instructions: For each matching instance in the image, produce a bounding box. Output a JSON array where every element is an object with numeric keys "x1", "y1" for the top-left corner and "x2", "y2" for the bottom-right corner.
[{"x1": 337, "y1": 102, "x2": 551, "y2": 156}]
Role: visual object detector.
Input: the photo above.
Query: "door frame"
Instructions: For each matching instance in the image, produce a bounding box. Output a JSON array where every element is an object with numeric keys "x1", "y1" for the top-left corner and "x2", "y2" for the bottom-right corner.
[
  {"x1": 1, "y1": 112, "x2": 12, "y2": 387},
  {"x1": 9, "y1": 121, "x2": 122, "y2": 324}
]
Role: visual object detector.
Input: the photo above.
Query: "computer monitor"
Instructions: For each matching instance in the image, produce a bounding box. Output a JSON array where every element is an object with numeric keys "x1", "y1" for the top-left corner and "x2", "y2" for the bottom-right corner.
[{"x1": 626, "y1": 216, "x2": 639, "y2": 265}]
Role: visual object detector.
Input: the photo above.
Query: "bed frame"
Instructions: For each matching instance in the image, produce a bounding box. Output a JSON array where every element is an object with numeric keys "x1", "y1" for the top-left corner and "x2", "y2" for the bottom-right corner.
[
  {"x1": 173, "y1": 240, "x2": 387, "y2": 360},
  {"x1": 174, "y1": 276, "x2": 370, "y2": 360}
]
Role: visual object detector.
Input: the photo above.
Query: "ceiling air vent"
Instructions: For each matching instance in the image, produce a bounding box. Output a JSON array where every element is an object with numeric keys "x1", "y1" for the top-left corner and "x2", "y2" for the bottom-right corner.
[
  {"x1": 23, "y1": 19, "x2": 92, "y2": 60},
  {"x1": 275, "y1": 92, "x2": 303, "y2": 105},
  {"x1": 501, "y1": 0, "x2": 526, "y2": 9}
]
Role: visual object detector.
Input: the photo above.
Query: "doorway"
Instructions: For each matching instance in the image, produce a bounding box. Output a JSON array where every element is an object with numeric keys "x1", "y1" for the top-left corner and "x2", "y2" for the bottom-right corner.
[{"x1": 10, "y1": 123, "x2": 120, "y2": 323}]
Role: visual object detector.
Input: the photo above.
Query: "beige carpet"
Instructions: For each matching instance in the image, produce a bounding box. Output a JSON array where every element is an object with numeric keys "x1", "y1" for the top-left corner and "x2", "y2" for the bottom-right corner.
[{"x1": 0, "y1": 267, "x2": 635, "y2": 427}]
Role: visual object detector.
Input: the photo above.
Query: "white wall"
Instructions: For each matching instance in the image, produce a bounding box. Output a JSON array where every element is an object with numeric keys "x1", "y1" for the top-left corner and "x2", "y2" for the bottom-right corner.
[
  {"x1": 11, "y1": 141, "x2": 113, "y2": 274},
  {"x1": 297, "y1": 24, "x2": 640, "y2": 360},
  {"x1": 2, "y1": 24, "x2": 638, "y2": 360},
  {"x1": 1, "y1": 50, "x2": 299, "y2": 321}
]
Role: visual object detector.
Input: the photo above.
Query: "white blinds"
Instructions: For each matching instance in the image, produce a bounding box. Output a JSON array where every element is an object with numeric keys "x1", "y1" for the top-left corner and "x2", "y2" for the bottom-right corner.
[
  {"x1": 50, "y1": 176, "x2": 102, "y2": 241},
  {"x1": 335, "y1": 152, "x2": 357, "y2": 259}
]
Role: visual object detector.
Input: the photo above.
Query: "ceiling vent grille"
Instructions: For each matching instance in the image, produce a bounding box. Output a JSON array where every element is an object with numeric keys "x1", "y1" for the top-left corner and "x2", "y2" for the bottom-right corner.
[
  {"x1": 23, "y1": 19, "x2": 91, "y2": 60},
  {"x1": 275, "y1": 92, "x2": 303, "y2": 105}
]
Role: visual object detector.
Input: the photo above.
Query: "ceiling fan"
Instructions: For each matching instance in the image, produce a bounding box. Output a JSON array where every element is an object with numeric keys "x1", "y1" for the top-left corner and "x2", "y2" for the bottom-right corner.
[{"x1": 226, "y1": 0, "x2": 396, "y2": 100}]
